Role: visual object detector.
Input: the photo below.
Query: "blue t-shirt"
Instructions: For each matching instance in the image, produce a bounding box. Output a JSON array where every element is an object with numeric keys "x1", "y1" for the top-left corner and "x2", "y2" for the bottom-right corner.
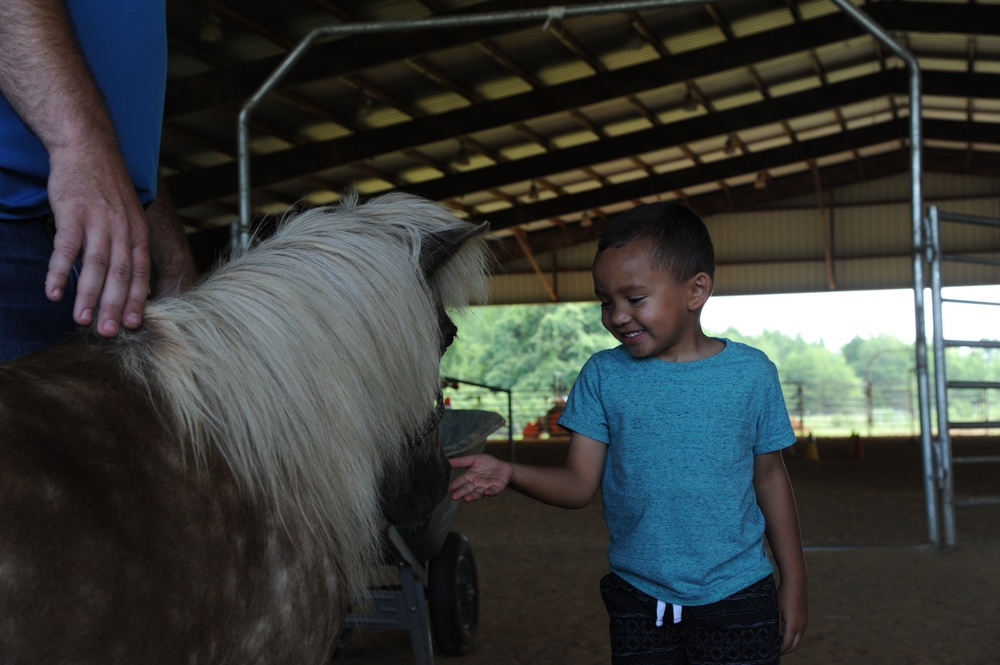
[
  {"x1": 0, "y1": 0, "x2": 166, "y2": 219},
  {"x1": 558, "y1": 339, "x2": 795, "y2": 606}
]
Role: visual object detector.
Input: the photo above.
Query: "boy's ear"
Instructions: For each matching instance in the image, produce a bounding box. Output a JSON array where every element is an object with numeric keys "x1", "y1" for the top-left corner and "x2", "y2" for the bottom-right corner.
[{"x1": 687, "y1": 272, "x2": 714, "y2": 311}]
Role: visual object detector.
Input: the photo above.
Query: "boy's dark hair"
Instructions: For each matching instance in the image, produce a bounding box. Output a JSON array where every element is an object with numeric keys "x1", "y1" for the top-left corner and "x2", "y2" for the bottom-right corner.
[{"x1": 597, "y1": 201, "x2": 715, "y2": 282}]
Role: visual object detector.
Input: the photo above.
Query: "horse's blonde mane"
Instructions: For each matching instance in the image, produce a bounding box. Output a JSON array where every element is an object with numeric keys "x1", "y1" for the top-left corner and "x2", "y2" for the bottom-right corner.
[{"x1": 116, "y1": 192, "x2": 490, "y2": 598}]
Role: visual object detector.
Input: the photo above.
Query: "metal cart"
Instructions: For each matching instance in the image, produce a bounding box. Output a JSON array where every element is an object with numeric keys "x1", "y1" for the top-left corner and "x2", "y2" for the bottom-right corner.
[{"x1": 338, "y1": 409, "x2": 505, "y2": 664}]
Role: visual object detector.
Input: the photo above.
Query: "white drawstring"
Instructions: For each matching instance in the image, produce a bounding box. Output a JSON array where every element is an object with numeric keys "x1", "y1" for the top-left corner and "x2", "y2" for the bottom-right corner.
[{"x1": 655, "y1": 600, "x2": 683, "y2": 626}]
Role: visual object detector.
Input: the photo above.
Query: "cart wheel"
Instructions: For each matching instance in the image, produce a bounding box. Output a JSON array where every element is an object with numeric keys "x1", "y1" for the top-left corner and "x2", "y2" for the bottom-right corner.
[{"x1": 428, "y1": 531, "x2": 479, "y2": 656}]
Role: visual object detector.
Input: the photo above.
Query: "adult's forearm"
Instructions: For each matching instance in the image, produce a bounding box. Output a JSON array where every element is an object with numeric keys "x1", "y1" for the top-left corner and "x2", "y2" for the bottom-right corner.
[
  {"x1": 147, "y1": 177, "x2": 196, "y2": 296},
  {"x1": 0, "y1": 0, "x2": 117, "y2": 153},
  {"x1": 1, "y1": 0, "x2": 158, "y2": 336}
]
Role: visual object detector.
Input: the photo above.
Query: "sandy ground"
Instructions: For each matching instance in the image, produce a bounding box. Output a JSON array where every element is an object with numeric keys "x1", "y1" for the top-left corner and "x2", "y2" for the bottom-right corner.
[{"x1": 336, "y1": 437, "x2": 1000, "y2": 665}]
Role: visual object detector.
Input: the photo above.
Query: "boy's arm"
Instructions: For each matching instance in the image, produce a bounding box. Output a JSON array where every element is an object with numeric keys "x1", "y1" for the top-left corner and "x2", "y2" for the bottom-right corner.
[
  {"x1": 753, "y1": 450, "x2": 808, "y2": 655},
  {"x1": 449, "y1": 432, "x2": 606, "y2": 509}
]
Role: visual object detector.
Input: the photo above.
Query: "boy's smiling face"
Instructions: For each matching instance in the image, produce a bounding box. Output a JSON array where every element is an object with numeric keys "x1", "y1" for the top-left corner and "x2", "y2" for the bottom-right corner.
[{"x1": 593, "y1": 241, "x2": 706, "y2": 363}]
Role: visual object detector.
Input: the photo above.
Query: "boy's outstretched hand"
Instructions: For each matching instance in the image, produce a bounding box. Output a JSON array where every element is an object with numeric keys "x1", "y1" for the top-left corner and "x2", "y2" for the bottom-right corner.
[
  {"x1": 448, "y1": 454, "x2": 513, "y2": 501},
  {"x1": 451, "y1": 434, "x2": 604, "y2": 509}
]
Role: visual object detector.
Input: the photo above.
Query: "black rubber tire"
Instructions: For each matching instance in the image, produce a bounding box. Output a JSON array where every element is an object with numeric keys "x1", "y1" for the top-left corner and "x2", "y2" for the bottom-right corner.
[{"x1": 427, "y1": 531, "x2": 479, "y2": 656}]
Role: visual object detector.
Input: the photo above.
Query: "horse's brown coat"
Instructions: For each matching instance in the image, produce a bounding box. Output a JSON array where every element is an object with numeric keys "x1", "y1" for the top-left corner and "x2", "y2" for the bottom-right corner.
[
  {"x1": 0, "y1": 192, "x2": 490, "y2": 664},
  {"x1": 0, "y1": 338, "x2": 344, "y2": 663}
]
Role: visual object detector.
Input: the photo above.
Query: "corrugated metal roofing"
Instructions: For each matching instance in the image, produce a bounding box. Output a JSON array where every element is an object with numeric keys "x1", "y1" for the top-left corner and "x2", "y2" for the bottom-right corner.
[{"x1": 162, "y1": 0, "x2": 999, "y2": 299}]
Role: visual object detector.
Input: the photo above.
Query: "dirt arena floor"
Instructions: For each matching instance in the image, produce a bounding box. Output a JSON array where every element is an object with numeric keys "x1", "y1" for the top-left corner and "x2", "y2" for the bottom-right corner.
[{"x1": 337, "y1": 436, "x2": 1000, "y2": 665}]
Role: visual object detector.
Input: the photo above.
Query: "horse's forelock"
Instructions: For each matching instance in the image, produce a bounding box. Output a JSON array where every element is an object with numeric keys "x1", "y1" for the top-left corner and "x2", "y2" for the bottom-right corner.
[
  {"x1": 116, "y1": 192, "x2": 489, "y2": 601},
  {"x1": 287, "y1": 192, "x2": 490, "y2": 300}
]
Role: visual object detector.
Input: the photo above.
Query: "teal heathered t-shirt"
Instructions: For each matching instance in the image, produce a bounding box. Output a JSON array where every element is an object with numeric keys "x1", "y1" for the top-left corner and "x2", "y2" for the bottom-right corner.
[{"x1": 558, "y1": 339, "x2": 795, "y2": 606}]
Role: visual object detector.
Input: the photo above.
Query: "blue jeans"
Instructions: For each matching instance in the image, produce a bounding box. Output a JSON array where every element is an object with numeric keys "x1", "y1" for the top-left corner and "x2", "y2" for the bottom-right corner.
[{"x1": 0, "y1": 218, "x2": 79, "y2": 362}]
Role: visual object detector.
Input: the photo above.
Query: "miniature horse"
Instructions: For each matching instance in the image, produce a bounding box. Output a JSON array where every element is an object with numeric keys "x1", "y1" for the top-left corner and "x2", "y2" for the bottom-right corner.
[{"x1": 0, "y1": 192, "x2": 490, "y2": 664}]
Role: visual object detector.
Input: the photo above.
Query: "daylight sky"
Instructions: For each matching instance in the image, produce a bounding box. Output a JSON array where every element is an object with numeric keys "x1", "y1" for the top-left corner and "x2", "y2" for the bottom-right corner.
[{"x1": 700, "y1": 285, "x2": 999, "y2": 351}]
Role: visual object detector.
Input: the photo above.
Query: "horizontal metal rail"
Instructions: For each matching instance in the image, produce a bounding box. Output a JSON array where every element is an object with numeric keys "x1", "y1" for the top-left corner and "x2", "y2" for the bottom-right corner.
[
  {"x1": 939, "y1": 253, "x2": 1000, "y2": 268},
  {"x1": 948, "y1": 421, "x2": 1000, "y2": 430},
  {"x1": 953, "y1": 455, "x2": 1000, "y2": 465},
  {"x1": 942, "y1": 298, "x2": 1000, "y2": 308},
  {"x1": 947, "y1": 380, "x2": 1000, "y2": 391},
  {"x1": 936, "y1": 211, "x2": 1000, "y2": 228},
  {"x1": 954, "y1": 496, "x2": 1000, "y2": 507},
  {"x1": 944, "y1": 339, "x2": 1000, "y2": 349},
  {"x1": 803, "y1": 543, "x2": 935, "y2": 553}
]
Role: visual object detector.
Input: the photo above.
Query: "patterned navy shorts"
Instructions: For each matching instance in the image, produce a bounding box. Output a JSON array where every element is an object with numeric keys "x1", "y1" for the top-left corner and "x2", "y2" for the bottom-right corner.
[{"x1": 600, "y1": 572, "x2": 781, "y2": 665}]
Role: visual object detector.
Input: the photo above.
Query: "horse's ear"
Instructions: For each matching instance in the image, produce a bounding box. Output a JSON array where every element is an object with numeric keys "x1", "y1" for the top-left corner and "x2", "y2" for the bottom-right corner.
[{"x1": 420, "y1": 221, "x2": 489, "y2": 277}]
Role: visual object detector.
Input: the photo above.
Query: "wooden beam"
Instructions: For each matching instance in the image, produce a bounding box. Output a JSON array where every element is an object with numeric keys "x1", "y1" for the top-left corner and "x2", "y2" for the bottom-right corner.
[
  {"x1": 811, "y1": 161, "x2": 836, "y2": 290},
  {"x1": 513, "y1": 228, "x2": 558, "y2": 302}
]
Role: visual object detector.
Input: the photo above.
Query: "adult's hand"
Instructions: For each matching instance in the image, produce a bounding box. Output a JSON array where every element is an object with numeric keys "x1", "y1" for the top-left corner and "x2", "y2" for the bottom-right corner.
[
  {"x1": 0, "y1": 0, "x2": 152, "y2": 336},
  {"x1": 45, "y1": 142, "x2": 151, "y2": 336}
]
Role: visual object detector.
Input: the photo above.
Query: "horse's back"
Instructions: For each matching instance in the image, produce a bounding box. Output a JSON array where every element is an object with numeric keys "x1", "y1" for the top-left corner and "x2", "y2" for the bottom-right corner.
[{"x1": 0, "y1": 338, "x2": 343, "y2": 664}]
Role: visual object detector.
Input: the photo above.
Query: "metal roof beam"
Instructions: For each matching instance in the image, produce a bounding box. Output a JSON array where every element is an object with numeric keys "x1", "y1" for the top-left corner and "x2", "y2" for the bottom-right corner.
[
  {"x1": 166, "y1": 10, "x2": 870, "y2": 206},
  {"x1": 165, "y1": 2, "x2": 1000, "y2": 120},
  {"x1": 391, "y1": 71, "x2": 999, "y2": 204},
  {"x1": 182, "y1": 142, "x2": 999, "y2": 272},
  {"x1": 164, "y1": 0, "x2": 562, "y2": 118},
  {"x1": 477, "y1": 118, "x2": 1000, "y2": 231},
  {"x1": 491, "y1": 146, "x2": 1000, "y2": 262},
  {"x1": 166, "y1": 5, "x2": 1000, "y2": 209}
]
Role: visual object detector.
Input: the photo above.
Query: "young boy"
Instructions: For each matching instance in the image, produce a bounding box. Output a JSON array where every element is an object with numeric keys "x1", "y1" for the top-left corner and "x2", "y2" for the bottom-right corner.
[{"x1": 449, "y1": 201, "x2": 808, "y2": 664}]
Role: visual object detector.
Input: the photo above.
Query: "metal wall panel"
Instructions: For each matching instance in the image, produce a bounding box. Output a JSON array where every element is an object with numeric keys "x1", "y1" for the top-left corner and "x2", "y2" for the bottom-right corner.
[{"x1": 488, "y1": 173, "x2": 1000, "y2": 303}]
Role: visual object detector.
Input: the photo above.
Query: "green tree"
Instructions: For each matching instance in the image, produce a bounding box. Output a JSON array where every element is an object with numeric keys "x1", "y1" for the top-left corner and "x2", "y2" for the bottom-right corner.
[
  {"x1": 442, "y1": 303, "x2": 930, "y2": 434},
  {"x1": 441, "y1": 303, "x2": 614, "y2": 392},
  {"x1": 841, "y1": 335, "x2": 915, "y2": 406},
  {"x1": 712, "y1": 327, "x2": 863, "y2": 407},
  {"x1": 780, "y1": 343, "x2": 864, "y2": 412}
]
